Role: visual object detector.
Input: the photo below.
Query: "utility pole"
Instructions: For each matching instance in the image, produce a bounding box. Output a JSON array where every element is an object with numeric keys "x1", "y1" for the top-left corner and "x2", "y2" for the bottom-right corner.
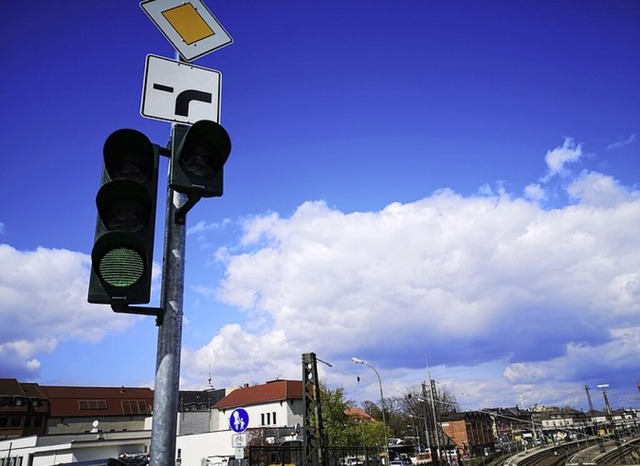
[
  {"x1": 585, "y1": 385, "x2": 594, "y2": 413},
  {"x1": 303, "y1": 353, "x2": 326, "y2": 466}
]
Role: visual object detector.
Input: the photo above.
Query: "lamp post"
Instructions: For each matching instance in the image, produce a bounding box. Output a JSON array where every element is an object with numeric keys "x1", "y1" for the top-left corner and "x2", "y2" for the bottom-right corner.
[
  {"x1": 353, "y1": 357, "x2": 389, "y2": 464},
  {"x1": 597, "y1": 384, "x2": 612, "y2": 436}
]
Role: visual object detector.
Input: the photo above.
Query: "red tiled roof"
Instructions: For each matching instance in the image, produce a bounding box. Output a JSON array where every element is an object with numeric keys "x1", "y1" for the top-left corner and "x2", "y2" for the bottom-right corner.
[
  {"x1": 41, "y1": 385, "x2": 153, "y2": 418},
  {"x1": 0, "y1": 379, "x2": 28, "y2": 397},
  {"x1": 0, "y1": 379, "x2": 49, "y2": 414},
  {"x1": 345, "y1": 406, "x2": 376, "y2": 422},
  {"x1": 214, "y1": 380, "x2": 302, "y2": 410}
]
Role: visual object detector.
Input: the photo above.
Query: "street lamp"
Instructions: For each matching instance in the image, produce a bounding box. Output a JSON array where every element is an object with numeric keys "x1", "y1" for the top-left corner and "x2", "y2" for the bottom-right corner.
[
  {"x1": 597, "y1": 384, "x2": 612, "y2": 436},
  {"x1": 597, "y1": 384, "x2": 612, "y2": 415},
  {"x1": 353, "y1": 357, "x2": 389, "y2": 464}
]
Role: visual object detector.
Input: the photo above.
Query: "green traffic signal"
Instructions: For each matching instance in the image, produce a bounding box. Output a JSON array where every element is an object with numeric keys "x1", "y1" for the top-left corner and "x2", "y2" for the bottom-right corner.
[
  {"x1": 88, "y1": 129, "x2": 158, "y2": 305},
  {"x1": 170, "y1": 120, "x2": 231, "y2": 197}
]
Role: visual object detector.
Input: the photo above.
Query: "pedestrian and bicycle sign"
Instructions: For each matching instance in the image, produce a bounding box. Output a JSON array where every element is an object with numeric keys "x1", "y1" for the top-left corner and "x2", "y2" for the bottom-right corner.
[{"x1": 229, "y1": 408, "x2": 249, "y2": 433}]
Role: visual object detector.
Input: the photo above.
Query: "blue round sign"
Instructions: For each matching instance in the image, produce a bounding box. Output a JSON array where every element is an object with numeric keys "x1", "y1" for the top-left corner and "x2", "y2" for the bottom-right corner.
[{"x1": 230, "y1": 408, "x2": 249, "y2": 433}]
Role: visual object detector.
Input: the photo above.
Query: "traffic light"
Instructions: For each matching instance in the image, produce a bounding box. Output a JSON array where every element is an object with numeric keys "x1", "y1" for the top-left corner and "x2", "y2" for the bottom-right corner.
[
  {"x1": 88, "y1": 129, "x2": 159, "y2": 306},
  {"x1": 170, "y1": 120, "x2": 231, "y2": 197}
]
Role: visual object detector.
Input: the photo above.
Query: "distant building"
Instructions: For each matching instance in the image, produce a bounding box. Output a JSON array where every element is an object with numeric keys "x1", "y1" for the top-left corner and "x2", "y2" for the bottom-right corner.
[
  {"x1": 0, "y1": 379, "x2": 49, "y2": 439},
  {"x1": 345, "y1": 407, "x2": 376, "y2": 423},
  {"x1": 1, "y1": 379, "x2": 152, "y2": 465},
  {"x1": 213, "y1": 379, "x2": 304, "y2": 434},
  {"x1": 41, "y1": 384, "x2": 153, "y2": 435},
  {"x1": 177, "y1": 388, "x2": 227, "y2": 435},
  {"x1": 179, "y1": 379, "x2": 305, "y2": 466},
  {"x1": 439, "y1": 411, "x2": 495, "y2": 459},
  {"x1": 485, "y1": 406, "x2": 533, "y2": 444},
  {"x1": 2, "y1": 377, "x2": 307, "y2": 466}
]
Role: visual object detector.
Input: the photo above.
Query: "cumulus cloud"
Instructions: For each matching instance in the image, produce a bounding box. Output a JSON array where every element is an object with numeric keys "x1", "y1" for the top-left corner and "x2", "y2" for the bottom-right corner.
[
  {"x1": 0, "y1": 245, "x2": 135, "y2": 377},
  {"x1": 3, "y1": 137, "x2": 639, "y2": 409},
  {"x1": 523, "y1": 183, "x2": 546, "y2": 203},
  {"x1": 542, "y1": 137, "x2": 583, "y2": 181},
  {"x1": 567, "y1": 171, "x2": 637, "y2": 207},
  {"x1": 180, "y1": 165, "x2": 640, "y2": 407}
]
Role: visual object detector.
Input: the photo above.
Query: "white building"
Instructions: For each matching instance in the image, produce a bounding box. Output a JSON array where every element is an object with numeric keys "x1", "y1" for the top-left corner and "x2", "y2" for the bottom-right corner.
[
  {"x1": 176, "y1": 379, "x2": 304, "y2": 466},
  {"x1": 1, "y1": 379, "x2": 305, "y2": 466}
]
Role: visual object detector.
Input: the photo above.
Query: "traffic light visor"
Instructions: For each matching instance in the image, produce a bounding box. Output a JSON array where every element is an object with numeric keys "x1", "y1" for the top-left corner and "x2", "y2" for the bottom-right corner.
[
  {"x1": 96, "y1": 180, "x2": 153, "y2": 232},
  {"x1": 104, "y1": 129, "x2": 155, "y2": 183},
  {"x1": 179, "y1": 120, "x2": 231, "y2": 178}
]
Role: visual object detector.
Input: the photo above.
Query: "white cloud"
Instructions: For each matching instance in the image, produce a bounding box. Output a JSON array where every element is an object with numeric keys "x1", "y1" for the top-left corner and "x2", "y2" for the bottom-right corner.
[
  {"x1": 567, "y1": 171, "x2": 637, "y2": 207},
  {"x1": 0, "y1": 244, "x2": 135, "y2": 377},
  {"x1": 606, "y1": 133, "x2": 636, "y2": 151},
  {"x1": 503, "y1": 326, "x2": 640, "y2": 387},
  {"x1": 542, "y1": 137, "x2": 583, "y2": 181},
  {"x1": 179, "y1": 171, "x2": 640, "y2": 405},
  {"x1": 523, "y1": 183, "x2": 546, "y2": 203},
  {"x1": 3, "y1": 140, "x2": 638, "y2": 409}
]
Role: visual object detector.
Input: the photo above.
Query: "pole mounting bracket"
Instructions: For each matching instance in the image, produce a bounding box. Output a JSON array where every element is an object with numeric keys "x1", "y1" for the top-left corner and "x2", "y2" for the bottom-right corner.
[
  {"x1": 111, "y1": 304, "x2": 165, "y2": 326},
  {"x1": 174, "y1": 193, "x2": 201, "y2": 225}
]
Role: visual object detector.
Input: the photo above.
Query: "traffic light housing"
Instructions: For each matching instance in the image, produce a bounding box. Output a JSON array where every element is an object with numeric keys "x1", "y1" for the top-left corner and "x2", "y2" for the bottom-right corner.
[
  {"x1": 169, "y1": 120, "x2": 231, "y2": 197},
  {"x1": 88, "y1": 129, "x2": 159, "y2": 305}
]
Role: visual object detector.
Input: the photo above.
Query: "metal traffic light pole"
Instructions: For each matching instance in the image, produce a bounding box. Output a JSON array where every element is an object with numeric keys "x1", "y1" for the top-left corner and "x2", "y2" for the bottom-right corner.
[
  {"x1": 89, "y1": 5, "x2": 234, "y2": 464},
  {"x1": 149, "y1": 124, "x2": 188, "y2": 466}
]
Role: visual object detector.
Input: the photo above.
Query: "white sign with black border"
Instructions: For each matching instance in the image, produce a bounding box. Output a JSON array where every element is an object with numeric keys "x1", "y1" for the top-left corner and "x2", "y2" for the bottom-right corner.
[
  {"x1": 232, "y1": 433, "x2": 246, "y2": 448},
  {"x1": 140, "y1": 54, "x2": 221, "y2": 124}
]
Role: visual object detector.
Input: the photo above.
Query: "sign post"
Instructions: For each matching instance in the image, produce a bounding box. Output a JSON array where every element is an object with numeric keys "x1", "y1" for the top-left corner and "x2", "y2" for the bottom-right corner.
[{"x1": 230, "y1": 408, "x2": 249, "y2": 460}]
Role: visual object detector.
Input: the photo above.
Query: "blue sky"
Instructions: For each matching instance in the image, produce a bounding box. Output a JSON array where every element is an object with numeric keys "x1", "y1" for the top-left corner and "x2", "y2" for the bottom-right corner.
[{"x1": 1, "y1": 0, "x2": 639, "y2": 413}]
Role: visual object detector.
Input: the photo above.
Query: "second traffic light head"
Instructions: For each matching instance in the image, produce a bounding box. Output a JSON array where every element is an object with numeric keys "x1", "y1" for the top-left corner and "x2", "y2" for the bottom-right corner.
[{"x1": 170, "y1": 120, "x2": 231, "y2": 198}]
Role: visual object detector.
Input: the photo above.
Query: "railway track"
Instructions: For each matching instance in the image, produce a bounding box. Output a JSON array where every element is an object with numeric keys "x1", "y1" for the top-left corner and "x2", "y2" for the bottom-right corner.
[
  {"x1": 482, "y1": 437, "x2": 640, "y2": 466},
  {"x1": 594, "y1": 437, "x2": 640, "y2": 464}
]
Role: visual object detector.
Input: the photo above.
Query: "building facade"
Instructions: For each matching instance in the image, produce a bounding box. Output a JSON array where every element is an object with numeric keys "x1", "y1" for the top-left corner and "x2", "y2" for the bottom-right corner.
[
  {"x1": 1, "y1": 378, "x2": 306, "y2": 466},
  {"x1": 439, "y1": 411, "x2": 495, "y2": 459}
]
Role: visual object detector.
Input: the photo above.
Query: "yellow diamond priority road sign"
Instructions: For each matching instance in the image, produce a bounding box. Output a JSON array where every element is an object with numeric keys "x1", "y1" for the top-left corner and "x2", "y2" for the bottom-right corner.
[{"x1": 140, "y1": 0, "x2": 232, "y2": 62}]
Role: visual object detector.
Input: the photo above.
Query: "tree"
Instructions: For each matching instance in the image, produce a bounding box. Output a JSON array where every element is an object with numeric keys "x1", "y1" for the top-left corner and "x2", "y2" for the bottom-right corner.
[{"x1": 321, "y1": 384, "x2": 359, "y2": 446}]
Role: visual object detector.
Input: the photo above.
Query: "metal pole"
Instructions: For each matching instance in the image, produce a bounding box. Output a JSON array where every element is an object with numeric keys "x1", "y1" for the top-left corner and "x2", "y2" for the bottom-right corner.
[
  {"x1": 150, "y1": 124, "x2": 187, "y2": 466},
  {"x1": 425, "y1": 357, "x2": 440, "y2": 464},
  {"x1": 374, "y1": 369, "x2": 389, "y2": 464},
  {"x1": 407, "y1": 423, "x2": 420, "y2": 452},
  {"x1": 353, "y1": 358, "x2": 389, "y2": 464}
]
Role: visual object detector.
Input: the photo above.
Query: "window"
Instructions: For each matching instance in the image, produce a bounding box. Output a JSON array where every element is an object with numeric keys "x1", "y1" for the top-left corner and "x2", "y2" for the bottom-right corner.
[
  {"x1": 122, "y1": 400, "x2": 148, "y2": 415},
  {"x1": 260, "y1": 411, "x2": 278, "y2": 425},
  {"x1": 29, "y1": 415, "x2": 43, "y2": 428},
  {"x1": 78, "y1": 400, "x2": 107, "y2": 410}
]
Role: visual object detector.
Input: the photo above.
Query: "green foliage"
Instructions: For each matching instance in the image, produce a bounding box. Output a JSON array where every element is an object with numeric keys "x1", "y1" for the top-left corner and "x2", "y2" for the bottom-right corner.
[
  {"x1": 320, "y1": 385, "x2": 389, "y2": 448},
  {"x1": 321, "y1": 384, "x2": 358, "y2": 446}
]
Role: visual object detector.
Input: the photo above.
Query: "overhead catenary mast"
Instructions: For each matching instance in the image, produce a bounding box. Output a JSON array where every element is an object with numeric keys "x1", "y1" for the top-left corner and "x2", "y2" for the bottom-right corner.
[{"x1": 585, "y1": 385, "x2": 594, "y2": 413}]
